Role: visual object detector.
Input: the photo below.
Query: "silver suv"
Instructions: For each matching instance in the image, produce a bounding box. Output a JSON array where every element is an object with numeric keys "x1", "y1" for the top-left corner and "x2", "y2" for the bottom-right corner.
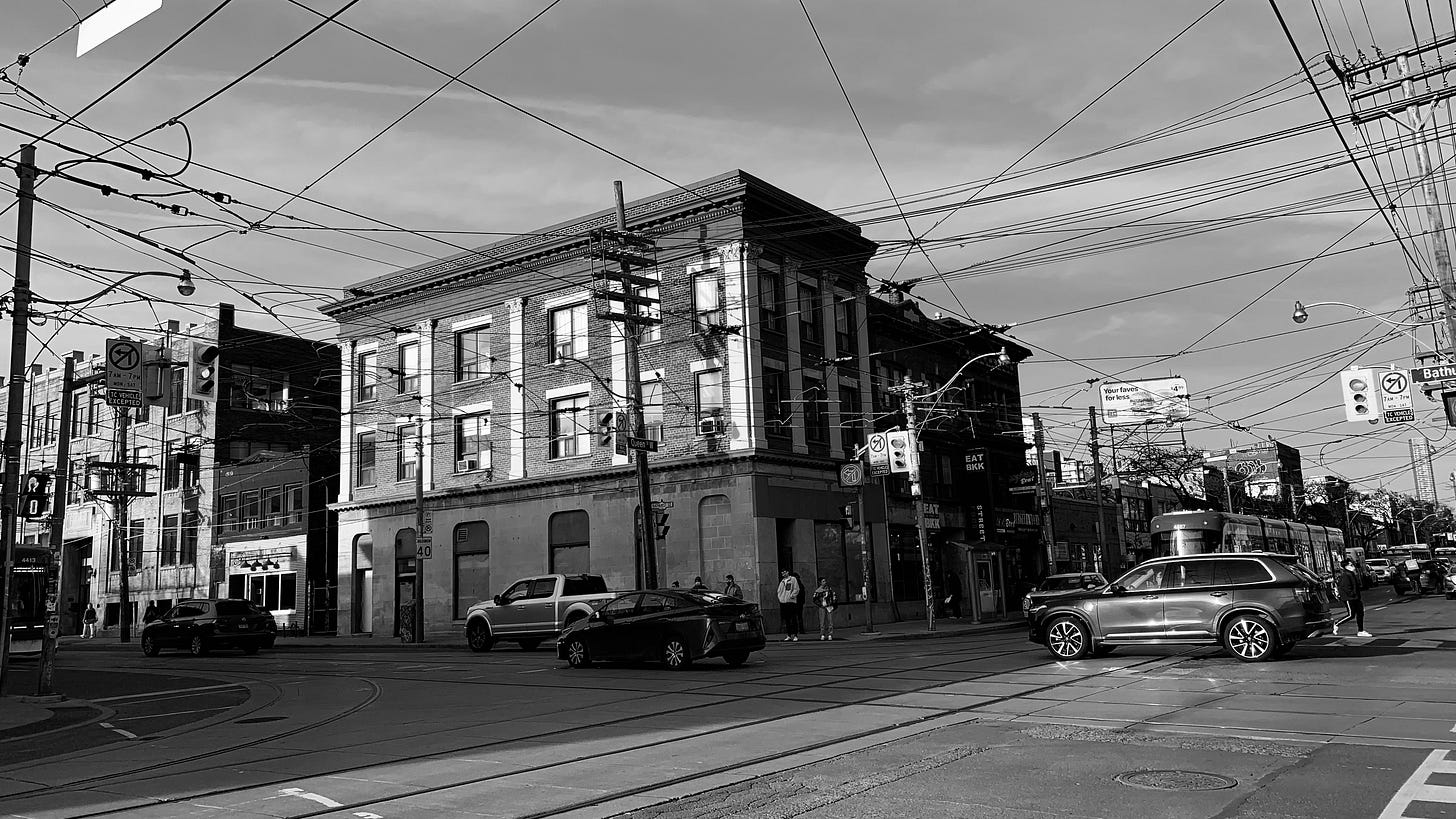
[{"x1": 1027, "y1": 553, "x2": 1331, "y2": 663}]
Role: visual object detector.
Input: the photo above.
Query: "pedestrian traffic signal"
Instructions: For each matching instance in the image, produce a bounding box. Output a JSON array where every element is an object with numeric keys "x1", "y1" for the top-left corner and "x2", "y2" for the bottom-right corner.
[
  {"x1": 1340, "y1": 367, "x2": 1378, "y2": 423},
  {"x1": 1442, "y1": 391, "x2": 1456, "y2": 427},
  {"x1": 654, "y1": 509, "x2": 670, "y2": 540},
  {"x1": 20, "y1": 470, "x2": 50, "y2": 520},
  {"x1": 841, "y1": 503, "x2": 855, "y2": 529},
  {"x1": 186, "y1": 341, "x2": 220, "y2": 401},
  {"x1": 886, "y1": 430, "x2": 912, "y2": 473}
]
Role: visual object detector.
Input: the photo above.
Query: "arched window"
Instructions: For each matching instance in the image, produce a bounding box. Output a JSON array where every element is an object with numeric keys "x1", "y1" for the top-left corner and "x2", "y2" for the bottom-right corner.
[
  {"x1": 549, "y1": 511, "x2": 589, "y2": 574},
  {"x1": 454, "y1": 521, "x2": 490, "y2": 619}
]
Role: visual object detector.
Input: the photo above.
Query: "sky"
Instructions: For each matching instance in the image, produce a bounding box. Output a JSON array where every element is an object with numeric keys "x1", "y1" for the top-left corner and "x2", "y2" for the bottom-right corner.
[{"x1": 2, "y1": 0, "x2": 1454, "y2": 504}]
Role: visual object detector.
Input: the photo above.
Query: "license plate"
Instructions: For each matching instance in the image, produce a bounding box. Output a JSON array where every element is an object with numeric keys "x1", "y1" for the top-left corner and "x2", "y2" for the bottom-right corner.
[
  {"x1": 732, "y1": 622, "x2": 748, "y2": 632},
  {"x1": 238, "y1": 623, "x2": 250, "y2": 630}
]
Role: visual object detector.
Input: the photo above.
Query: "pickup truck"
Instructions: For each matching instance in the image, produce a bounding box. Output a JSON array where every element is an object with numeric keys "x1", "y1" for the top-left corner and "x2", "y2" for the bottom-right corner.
[{"x1": 464, "y1": 574, "x2": 615, "y2": 652}]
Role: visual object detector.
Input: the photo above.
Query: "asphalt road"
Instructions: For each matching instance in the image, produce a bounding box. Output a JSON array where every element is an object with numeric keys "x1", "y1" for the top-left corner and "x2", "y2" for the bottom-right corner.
[{"x1": 1, "y1": 589, "x2": 1454, "y2": 819}]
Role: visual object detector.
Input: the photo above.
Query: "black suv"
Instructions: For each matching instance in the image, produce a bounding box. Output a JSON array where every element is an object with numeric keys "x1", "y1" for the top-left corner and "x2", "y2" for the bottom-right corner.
[
  {"x1": 1027, "y1": 553, "x2": 1331, "y2": 662},
  {"x1": 142, "y1": 598, "x2": 278, "y2": 657}
]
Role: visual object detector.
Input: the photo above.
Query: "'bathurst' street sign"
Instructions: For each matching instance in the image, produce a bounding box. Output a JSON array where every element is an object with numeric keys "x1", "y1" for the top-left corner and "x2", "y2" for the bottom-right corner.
[{"x1": 1413, "y1": 364, "x2": 1456, "y2": 383}]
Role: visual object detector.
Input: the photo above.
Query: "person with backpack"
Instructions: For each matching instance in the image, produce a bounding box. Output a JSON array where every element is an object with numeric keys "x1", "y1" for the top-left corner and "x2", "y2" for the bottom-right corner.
[
  {"x1": 1333, "y1": 558, "x2": 1371, "y2": 637},
  {"x1": 82, "y1": 603, "x2": 98, "y2": 639},
  {"x1": 812, "y1": 578, "x2": 837, "y2": 641}
]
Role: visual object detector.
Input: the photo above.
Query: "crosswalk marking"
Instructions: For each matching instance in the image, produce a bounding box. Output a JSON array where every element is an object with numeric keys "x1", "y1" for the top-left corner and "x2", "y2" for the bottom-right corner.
[{"x1": 1380, "y1": 750, "x2": 1456, "y2": 819}]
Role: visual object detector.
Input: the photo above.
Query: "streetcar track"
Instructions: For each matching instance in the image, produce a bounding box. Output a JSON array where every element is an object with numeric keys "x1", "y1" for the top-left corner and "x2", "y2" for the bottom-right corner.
[{"x1": 19, "y1": 636, "x2": 1205, "y2": 819}]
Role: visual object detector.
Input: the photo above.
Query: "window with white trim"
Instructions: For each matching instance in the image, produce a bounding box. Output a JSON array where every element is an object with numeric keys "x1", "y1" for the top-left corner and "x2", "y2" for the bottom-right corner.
[
  {"x1": 455, "y1": 413, "x2": 490, "y2": 468},
  {"x1": 355, "y1": 430, "x2": 377, "y2": 486},
  {"x1": 397, "y1": 424, "x2": 419, "y2": 481},
  {"x1": 642, "y1": 380, "x2": 664, "y2": 442},
  {"x1": 397, "y1": 342, "x2": 420, "y2": 394},
  {"x1": 548, "y1": 303, "x2": 587, "y2": 362},
  {"x1": 549, "y1": 393, "x2": 590, "y2": 459},
  {"x1": 356, "y1": 351, "x2": 378, "y2": 402},
  {"x1": 455, "y1": 326, "x2": 491, "y2": 381}
]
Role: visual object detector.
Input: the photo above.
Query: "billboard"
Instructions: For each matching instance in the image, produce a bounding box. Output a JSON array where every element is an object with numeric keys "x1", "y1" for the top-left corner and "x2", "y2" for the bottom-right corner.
[{"x1": 1099, "y1": 378, "x2": 1192, "y2": 427}]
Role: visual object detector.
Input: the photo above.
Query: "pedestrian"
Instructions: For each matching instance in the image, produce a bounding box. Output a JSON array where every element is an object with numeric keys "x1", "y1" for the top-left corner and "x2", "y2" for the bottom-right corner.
[
  {"x1": 691, "y1": 576, "x2": 708, "y2": 591},
  {"x1": 1393, "y1": 563, "x2": 1412, "y2": 595},
  {"x1": 776, "y1": 570, "x2": 802, "y2": 641},
  {"x1": 1333, "y1": 558, "x2": 1371, "y2": 637},
  {"x1": 812, "y1": 578, "x2": 837, "y2": 640},
  {"x1": 790, "y1": 570, "x2": 807, "y2": 637},
  {"x1": 142, "y1": 601, "x2": 159, "y2": 625},
  {"x1": 670, "y1": 580, "x2": 681, "y2": 588},
  {"x1": 723, "y1": 574, "x2": 743, "y2": 598},
  {"x1": 82, "y1": 603, "x2": 97, "y2": 639}
]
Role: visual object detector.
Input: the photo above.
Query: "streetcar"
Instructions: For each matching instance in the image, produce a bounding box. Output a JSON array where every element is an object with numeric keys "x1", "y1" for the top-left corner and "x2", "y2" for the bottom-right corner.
[
  {"x1": 5, "y1": 545, "x2": 49, "y2": 657},
  {"x1": 1150, "y1": 511, "x2": 1344, "y2": 578}
]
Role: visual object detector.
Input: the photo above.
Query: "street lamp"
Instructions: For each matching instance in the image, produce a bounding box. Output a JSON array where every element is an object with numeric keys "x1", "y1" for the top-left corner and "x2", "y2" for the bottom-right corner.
[
  {"x1": 1291, "y1": 300, "x2": 1447, "y2": 357},
  {"x1": 31, "y1": 269, "x2": 195, "y2": 305},
  {"x1": 915, "y1": 347, "x2": 1011, "y2": 415}
]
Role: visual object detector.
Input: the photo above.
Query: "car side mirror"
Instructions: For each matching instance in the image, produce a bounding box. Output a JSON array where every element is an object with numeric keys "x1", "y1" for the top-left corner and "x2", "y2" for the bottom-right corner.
[
  {"x1": 1108, "y1": 585, "x2": 1126, "y2": 595},
  {"x1": 594, "y1": 611, "x2": 611, "y2": 623}
]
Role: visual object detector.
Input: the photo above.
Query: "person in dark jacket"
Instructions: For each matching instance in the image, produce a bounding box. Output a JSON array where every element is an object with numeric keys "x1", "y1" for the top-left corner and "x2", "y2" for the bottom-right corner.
[
  {"x1": 1333, "y1": 558, "x2": 1371, "y2": 637},
  {"x1": 142, "y1": 601, "x2": 159, "y2": 625}
]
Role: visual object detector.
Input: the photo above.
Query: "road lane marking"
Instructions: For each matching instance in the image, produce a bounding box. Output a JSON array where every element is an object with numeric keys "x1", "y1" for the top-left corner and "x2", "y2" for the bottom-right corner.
[
  {"x1": 93, "y1": 683, "x2": 247, "y2": 703},
  {"x1": 113, "y1": 706, "x2": 234, "y2": 722},
  {"x1": 1379, "y1": 749, "x2": 1456, "y2": 819},
  {"x1": 279, "y1": 787, "x2": 343, "y2": 808},
  {"x1": 98, "y1": 722, "x2": 139, "y2": 740},
  {"x1": 520, "y1": 668, "x2": 549, "y2": 674}
]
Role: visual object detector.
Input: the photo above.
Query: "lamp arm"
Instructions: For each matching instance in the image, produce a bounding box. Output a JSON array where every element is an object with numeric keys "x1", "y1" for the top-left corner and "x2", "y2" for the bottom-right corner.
[{"x1": 32, "y1": 270, "x2": 193, "y2": 306}]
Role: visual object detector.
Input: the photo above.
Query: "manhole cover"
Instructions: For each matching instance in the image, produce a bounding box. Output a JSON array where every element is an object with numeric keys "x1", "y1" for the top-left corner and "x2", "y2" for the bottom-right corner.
[
  {"x1": 234, "y1": 716, "x2": 287, "y2": 724},
  {"x1": 1115, "y1": 770, "x2": 1237, "y2": 791}
]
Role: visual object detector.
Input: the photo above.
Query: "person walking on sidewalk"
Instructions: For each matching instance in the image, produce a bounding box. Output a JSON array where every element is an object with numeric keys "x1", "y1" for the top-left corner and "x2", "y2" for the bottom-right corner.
[
  {"x1": 777, "y1": 571, "x2": 802, "y2": 641},
  {"x1": 723, "y1": 574, "x2": 743, "y2": 599},
  {"x1": 82, "y1": 603, "x2": 97, "y2": 639},
  {"x1": 1333, "y1": 558, "x2": 1371, "y2": 637},
  {"x1": 812, "y1": 578, "x2": 837, "y2": 640}
]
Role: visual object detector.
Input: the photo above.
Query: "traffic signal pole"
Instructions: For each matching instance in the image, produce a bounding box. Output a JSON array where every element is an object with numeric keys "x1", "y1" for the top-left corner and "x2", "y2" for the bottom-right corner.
[
  {"x1": 36, "y1": 357, "x2": 76, "y2": 696},
  {"x1": 889, "y1": 377, "x2": 936, "y2": 633},
  {"x1": 0, "y1": 145, "x2": 38, "y2": 696}
]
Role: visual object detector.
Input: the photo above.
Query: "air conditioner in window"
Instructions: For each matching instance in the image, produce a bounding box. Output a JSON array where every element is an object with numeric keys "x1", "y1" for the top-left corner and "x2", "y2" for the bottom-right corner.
[
  {"x1": 697, "y1": 415, "x2": 721, "y2": 436},
  {"x1": 456, "y1": 457, "x2": 479, "y2": 472}
]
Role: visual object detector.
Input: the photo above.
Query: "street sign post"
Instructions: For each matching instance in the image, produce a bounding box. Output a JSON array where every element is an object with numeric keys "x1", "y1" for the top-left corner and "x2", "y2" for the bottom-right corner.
[
  {"x1": 1380, "y1": 369, "x2": 1415, "y2": 424},
  {"x1": 105, "y1": 338, "x2": 144, "y2": 408},
  {"x1": 866, "y1": 432, "x2": 890, "y2": 476}
]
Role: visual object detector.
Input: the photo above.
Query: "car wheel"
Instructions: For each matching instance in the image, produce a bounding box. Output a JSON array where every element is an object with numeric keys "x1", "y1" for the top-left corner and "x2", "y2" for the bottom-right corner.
[
  {"x1": 518, "y1": 638, "x2": 542, "y2": 651},
  {"x1": 722, "y1": 651, "x2": 750, "y2": 667},
  {"x1": 1045, "y1": 617, "x2": 1091, "y2": 660},
  {"x1": 662, "y1": 636, "x2": 692, "y2": 670},
  {"x1": 1222, "y1": 614, "x2": 1277, "y2": 662},
  {"x1": 564, "y1": 637, "x2": 592, "y2": 668},
  {"x1": 243, "y1": 644, "x2": 260, "y2": 656},
  {"x1": 189, "y1": 635, "x2": 209, "y2": 657},
  {"x1": 466, "y1": 620, "x2": 494, "y2": 653},
  {"x1": 141, "y1": 634, "x2": 159, "y2": 657}
]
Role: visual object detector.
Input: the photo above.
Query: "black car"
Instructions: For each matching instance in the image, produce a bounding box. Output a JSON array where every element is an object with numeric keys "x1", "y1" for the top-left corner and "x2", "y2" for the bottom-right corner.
[
  {"x1": 556, "y1": 589, "x2": 765, "y2": 670},
  {"x1": 141, "y1": 598, "x2": 278, "y2": 657}
]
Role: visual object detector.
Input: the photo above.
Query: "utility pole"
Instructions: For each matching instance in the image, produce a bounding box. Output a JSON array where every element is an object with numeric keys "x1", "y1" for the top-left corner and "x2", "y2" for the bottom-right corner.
[
  {"x1": 890, "y1": 377, "x2": 936, "y2": 633},
  {"x1": 0, "y1": 144, "x2": 38, "y2": 695},
  {"x1": 1088, "y1": 407, "x2": 1110, "y2": 574},
  {"x1": 36, "y1": 357, "x2": 76, "y2": 696},
  {"x1": 593, "y1": 182, "x2": 660, "y2": 589},
  {"x1": 115, "y1": 407, "x2": 133, "y2": 642},
  {"x1": 1033, "y1": 413, "x2": 1056, "y2": 575},
  {"x1": 413, "y1": 421, "x2": 425, "y2": 644},
  {"x1": 1397, "y1": 55, "x2": 1456, "y2": 354},
  {"x1": 856, "y1": 477, "x2": 876, "y2": 635}
]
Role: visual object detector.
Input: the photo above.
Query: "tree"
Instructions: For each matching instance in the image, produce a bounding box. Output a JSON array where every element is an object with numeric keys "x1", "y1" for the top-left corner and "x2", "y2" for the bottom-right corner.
[{"x1": 1117, "y1": 445, "x2": 1215, "y2": 510}]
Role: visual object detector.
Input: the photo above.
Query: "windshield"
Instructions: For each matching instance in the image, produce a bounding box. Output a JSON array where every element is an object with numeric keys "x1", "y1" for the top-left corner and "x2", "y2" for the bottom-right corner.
[
  {"x1": 680, "y1": 591, "x2": 742, "y2": 606},
  {"x1": 1039, "y1": 576, "x2": 1090, "y2": 592},
  {"x1": 216, "y1": 600, "x2": 266, "y2": 616}
]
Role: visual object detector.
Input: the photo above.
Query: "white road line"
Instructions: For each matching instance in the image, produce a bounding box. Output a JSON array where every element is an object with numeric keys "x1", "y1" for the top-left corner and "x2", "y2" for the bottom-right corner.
[
  {"x1": 93, "y1": 683, "x2": 247, "y2": 703},
  {"x1": 1379, "y1": 749, "x2": 1456, "y2": 819},
  {"x1": 519, "y1": 668, "x2": 550, "y2": 674},
  {"x1": 278, "y1": 787, "x2": 344, "y2": 809},
  {"x1": 113, "y1": 706, "x2": 234, "y2": 722},
  {"x1": 97, "y1": 722, "x2": 138, "y2": 740}
]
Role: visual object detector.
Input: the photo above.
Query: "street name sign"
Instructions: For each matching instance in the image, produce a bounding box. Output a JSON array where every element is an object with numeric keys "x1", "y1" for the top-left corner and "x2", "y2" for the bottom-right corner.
[
  {"x1": 627, "y1": 436, "x2": 659, "y2": 452},
  {"x1": 1380, "y1": 369, "x2": 1414, "y2": 424},
  {"x1": 105, "y1": 338, "x2": 144, "y2": 408},
  {"x1": 1412, "y1": 364, "x2": 1456, "y2": 383},
  {"x1": 866, "y1": 432, "x2": 891, "y2": 476}
]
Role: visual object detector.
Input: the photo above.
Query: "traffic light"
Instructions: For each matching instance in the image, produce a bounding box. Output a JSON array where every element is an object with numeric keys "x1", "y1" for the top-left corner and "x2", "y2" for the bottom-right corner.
[
  {"x1": 598, "y1": 412, "x2": 614, "y2": 448},
  {"x1": 841, "y1": 503, "x2": 855, "y2": 530},
  {"x1": 887, "y1": 431, "x2": 912, "y2": 473},
  {"x1": 186, "y1": 341, "x2": 220, "y2": 401},
  {"x1": 20, "y1": 470, "x2": 51, "y2": 520},
  {"x1": 1340, "y1": 367, "x2": 1378, "y2": 423},
  {"x1": 654, "y1": 509, "x2": 670, "y2": 540}
]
